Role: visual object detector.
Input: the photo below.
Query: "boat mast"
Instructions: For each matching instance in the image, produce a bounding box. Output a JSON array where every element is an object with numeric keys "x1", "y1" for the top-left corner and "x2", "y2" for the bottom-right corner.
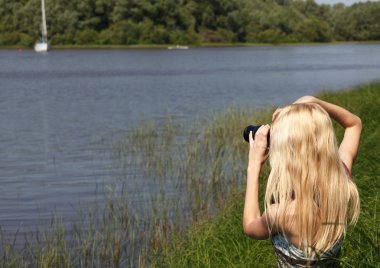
[{"x1": 41, "y1": 0, "x2": 47, "y2": 41}]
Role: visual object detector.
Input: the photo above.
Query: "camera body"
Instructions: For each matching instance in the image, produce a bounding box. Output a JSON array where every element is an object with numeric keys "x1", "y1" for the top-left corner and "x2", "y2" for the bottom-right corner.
[{"x1": 243, "y1": 125, "x2": 270, "y2": 143}]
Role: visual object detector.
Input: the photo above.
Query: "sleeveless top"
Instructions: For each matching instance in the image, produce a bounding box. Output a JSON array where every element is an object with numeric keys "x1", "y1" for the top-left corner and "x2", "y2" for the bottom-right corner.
[
  {"x1": 271, "y1": 234, "x2": 343, "y2": 267},
  {"x1": 271, "y1": 161, "x2": 351, "y2": 267}
]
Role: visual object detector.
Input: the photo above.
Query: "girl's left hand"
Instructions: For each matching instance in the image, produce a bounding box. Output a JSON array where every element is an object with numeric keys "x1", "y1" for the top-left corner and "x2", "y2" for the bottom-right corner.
[
  {"x1": 272, "y1": 108, "x2": 283, "y2": 122},
  {"x1": 248, "y1": 124, "x2": 270, "y2": 167}
]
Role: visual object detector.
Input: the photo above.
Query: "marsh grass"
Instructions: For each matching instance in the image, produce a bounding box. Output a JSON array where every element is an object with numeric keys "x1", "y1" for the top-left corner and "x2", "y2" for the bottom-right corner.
[{"x1": 1, "y1": 83, "x2": 379, "y2": 267}]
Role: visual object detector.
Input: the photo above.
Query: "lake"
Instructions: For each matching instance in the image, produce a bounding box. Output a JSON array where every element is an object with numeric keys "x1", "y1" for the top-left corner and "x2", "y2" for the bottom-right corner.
[{"x1": 1, "y1": 44, "x2": 380, "y2": 238}]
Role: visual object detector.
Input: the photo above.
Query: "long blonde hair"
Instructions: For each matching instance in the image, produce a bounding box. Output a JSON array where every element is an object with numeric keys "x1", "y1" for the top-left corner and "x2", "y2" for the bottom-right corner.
[{"x1": 266, "y1": 103, "x2": 360, "y2": 257}]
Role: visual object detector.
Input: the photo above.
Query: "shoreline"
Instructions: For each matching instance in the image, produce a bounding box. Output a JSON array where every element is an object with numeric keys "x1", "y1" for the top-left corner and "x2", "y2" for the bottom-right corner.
[{"x1": 1, "y1": 40, "x2": 380, "y2": 50}]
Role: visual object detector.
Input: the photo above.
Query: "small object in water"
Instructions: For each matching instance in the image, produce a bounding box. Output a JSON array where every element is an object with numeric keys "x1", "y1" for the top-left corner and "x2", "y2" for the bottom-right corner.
[{"x1": 168, "y1": 45, "x2": 189, "y2": 50}]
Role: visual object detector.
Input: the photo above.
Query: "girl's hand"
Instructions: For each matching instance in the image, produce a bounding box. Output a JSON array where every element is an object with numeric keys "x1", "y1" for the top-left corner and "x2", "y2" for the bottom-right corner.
[
  {"x1": 272, "y1": 108, "x2": 283, "y2": 122},
  {"x1": 272, "y1": 96, "x2": 316, "y2": 122},
  {"x1": 248, "y1": 124, "x2": 270, "y2": 167},
  {"x1": 293, "y1": 95, "x2": 316, "y2": 104}
]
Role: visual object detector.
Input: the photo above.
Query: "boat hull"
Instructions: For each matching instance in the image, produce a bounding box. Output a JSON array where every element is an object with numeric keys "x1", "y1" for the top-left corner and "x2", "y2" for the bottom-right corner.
[{"x1": 34, "y1": 42, "x2": 49, "y2": 52}]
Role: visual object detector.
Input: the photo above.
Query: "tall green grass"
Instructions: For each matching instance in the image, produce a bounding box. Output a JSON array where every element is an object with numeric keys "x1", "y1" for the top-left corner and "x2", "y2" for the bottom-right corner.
[
  {"x1": 152, "y1": 82, "x2": 380, "y2": 267},
  {"x1": 1, "y1": 82, "x2": 379, "y2": 267}
]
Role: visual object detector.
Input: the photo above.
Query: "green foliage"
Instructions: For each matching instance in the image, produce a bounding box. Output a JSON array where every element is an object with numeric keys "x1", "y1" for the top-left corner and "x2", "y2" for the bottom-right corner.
[
  {"x1": 76, "y1": 28, "x2": 99, "y2": 44},
  {"x1": 1, "y1": 0, "x2": 380, "y2": 47},
  {"x1": 99, "y1": 20, "x2": 139, "y2": 45},
  {"x1": 334, "y1": 2, "x2": 380, "y2": 41},
  {"x1": 0, "y1": 32, "x2": 33, "y2": 46},
  {"x1": 169, "y1": 29, "x2": 200, "y2": 45},
  {"x1": 153, "y1": 196, "x2": 276, "y2": 267},
  {"x1": 295, "y1": 18, "x2": 333, "y2": 42}
]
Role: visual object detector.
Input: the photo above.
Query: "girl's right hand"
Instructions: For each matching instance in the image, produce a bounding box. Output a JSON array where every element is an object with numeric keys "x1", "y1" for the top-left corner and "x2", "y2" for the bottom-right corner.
[{"x1": 248, "y1": 125, "x2": 270, "y2": 167}]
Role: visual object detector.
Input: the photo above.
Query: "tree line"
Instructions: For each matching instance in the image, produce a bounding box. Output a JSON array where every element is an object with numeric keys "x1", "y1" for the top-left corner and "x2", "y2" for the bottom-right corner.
[{"x1": 0, "y1": 0, "x2": 379, "y2": 46}]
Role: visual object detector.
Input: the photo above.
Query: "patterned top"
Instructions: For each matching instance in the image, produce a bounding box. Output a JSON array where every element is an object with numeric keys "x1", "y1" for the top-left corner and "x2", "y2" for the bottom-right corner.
[{"x1": 271, "y1": 234, "x2": 343, "y2": 267}]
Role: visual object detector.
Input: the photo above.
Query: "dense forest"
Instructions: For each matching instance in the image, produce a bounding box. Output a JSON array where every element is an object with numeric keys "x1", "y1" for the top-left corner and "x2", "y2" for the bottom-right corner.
[{"x1": 0, "y1": 0, "x2": 379, "y2": 46}]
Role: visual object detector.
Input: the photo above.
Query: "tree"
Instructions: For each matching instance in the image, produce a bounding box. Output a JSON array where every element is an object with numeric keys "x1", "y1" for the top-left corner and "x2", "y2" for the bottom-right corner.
[{"x1": 1, "y1": 0, "x2": 379, "y2": 46}]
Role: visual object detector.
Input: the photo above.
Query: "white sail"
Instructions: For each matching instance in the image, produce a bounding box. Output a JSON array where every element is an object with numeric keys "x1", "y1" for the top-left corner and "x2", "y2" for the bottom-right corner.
[
  {"x1": 41, "y1": 0, "x2": 47, "y2": 40},
  {"x1": 35, "y1": 0, "x2": 50, "y2": 52}
]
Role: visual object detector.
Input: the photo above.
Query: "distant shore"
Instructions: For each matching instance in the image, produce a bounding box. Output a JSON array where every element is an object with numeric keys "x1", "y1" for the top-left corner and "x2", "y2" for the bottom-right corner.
[{"x1": 2, "y1": 40, "x2": 380, "y2": 50}]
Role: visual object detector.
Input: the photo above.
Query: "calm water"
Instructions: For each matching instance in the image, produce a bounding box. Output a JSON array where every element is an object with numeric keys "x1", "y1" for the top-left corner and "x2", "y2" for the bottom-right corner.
[{"x1": 1, "y1": 44, "x2": 380, "y2": 236}]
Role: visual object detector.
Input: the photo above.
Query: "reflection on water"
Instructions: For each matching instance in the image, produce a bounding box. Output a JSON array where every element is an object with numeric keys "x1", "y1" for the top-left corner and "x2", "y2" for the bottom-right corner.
[{"x1": 0, "y1": 45, "x2": 380, "y2": 237}]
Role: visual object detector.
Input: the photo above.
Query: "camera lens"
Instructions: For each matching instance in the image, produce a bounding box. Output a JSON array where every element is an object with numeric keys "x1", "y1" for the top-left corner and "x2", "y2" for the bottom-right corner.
[
  {"x1": 243, "y1": 125, "x2": 261, "y2": 142},
  {"x1": 243, "y1": 125, "x2": 270, "y2": 143}
]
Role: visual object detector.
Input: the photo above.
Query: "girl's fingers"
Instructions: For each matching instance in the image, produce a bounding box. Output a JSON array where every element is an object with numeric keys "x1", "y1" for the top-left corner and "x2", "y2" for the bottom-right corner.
[
  {"x1": 255, "y1": 125, "x2": 269, "y2": 138},
  {"x1": 249, "y1": 125, "x2": 269, "y2": 165},
  {"x1": 249, "y1": 131, "x2": 254, "y2": 146},
  {"x1": 262, "y1": 124, "x2": 270, "y2": 135},
  {"x1": 272, "y1": 108, "x2": 283, "y2": 122}
]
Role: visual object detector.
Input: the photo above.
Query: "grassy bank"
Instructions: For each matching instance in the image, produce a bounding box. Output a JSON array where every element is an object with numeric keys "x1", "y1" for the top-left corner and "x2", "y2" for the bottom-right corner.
[{"x1": 152, "y1": 82, "x2": 380, "y2": 267}]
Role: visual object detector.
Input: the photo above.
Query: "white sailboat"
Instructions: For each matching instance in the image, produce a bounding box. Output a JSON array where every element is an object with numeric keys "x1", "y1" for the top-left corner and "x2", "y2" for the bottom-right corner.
[{"x1": 34, "y1": 0, "x2": 50, "y2": 52}]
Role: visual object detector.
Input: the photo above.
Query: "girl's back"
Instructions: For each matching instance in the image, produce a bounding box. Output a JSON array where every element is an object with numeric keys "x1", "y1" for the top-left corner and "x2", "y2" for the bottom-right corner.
[{"x1": 272, "y1": 201, "x2": 341, "y2": 267}]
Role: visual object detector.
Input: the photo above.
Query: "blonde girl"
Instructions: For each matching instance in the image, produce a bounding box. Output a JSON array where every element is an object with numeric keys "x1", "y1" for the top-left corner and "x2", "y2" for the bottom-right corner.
[{"x1": 243, "y1": 96, "x2": 361, "y2": 267}]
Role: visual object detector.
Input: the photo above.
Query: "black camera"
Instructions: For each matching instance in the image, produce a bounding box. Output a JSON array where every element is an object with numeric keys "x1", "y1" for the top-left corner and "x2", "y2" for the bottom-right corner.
[{"x1": 243, "y1": 125, "x2": 270, "y2": 143}]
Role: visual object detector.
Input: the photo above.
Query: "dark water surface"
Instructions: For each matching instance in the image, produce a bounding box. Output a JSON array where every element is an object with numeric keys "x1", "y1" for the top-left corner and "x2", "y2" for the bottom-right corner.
[{"x1": 1, "y1": 44, "x2": 380, "y2": 236}]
